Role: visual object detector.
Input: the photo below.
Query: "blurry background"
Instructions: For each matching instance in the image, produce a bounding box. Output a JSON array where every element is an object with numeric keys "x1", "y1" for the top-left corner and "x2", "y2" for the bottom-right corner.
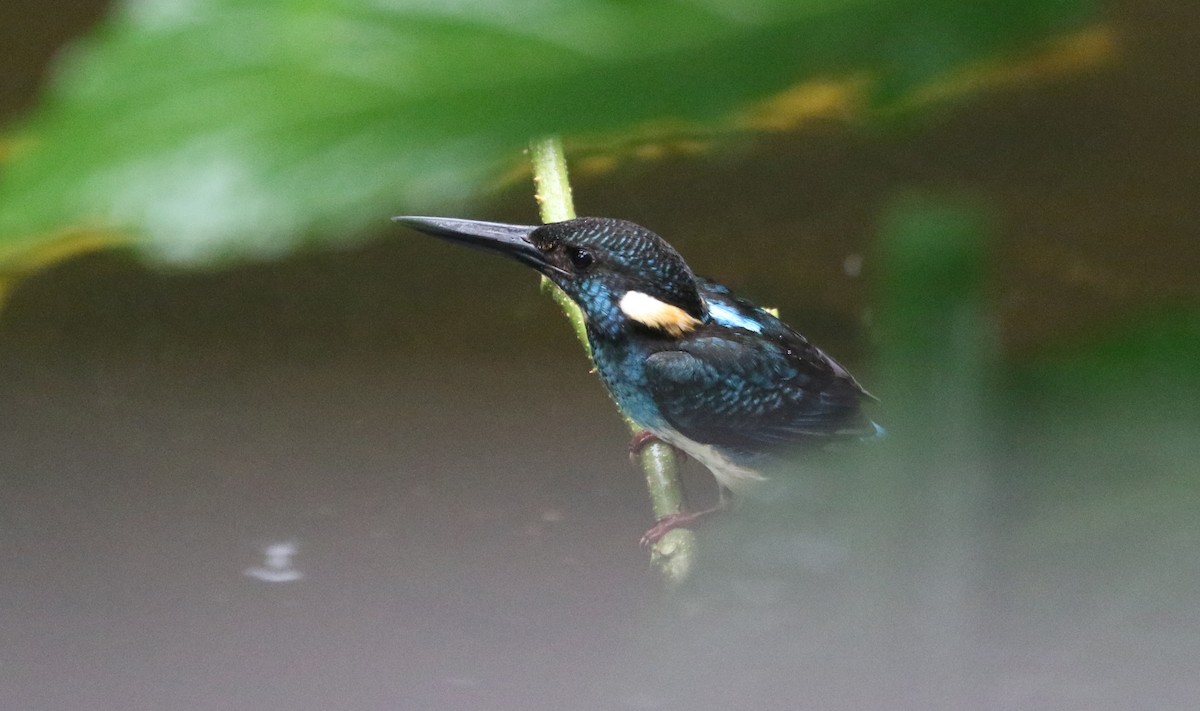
[{"x1": 1, "y1": 1, "x2": 1197, "y2": 710}]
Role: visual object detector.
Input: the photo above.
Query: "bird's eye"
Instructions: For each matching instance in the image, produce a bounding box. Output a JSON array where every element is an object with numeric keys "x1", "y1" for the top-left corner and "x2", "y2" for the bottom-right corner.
[{"x1": 568, "y1": 247, "x2": 594, "y2": 271}]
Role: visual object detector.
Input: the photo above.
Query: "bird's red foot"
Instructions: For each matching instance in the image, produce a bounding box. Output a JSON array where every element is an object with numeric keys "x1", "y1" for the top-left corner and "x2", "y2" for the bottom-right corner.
[
  {"x1": 639, "y1": 503, "x2": 728, "y2": 548},
  {"x1": 628, "y1": 430, "x2": 686, "y2": 465},
  {"x1": 628, "y1": 430, "x2": 660, "y2": 461}
]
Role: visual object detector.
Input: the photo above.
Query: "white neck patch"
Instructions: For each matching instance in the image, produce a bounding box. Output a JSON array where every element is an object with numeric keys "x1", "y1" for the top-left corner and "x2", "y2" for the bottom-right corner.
[{"x1": 618, "y1": 291, "x2": 701, "y2": 336}]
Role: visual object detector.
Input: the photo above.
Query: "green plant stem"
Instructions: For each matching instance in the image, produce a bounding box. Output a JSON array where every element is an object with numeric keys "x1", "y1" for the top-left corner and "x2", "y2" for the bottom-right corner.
[
  {"x1": 528, "y1": 136, "x2": 695, "y2": 584},
  {"x1": 527, "y1": 137, "x2": 589, "y2": 355}
]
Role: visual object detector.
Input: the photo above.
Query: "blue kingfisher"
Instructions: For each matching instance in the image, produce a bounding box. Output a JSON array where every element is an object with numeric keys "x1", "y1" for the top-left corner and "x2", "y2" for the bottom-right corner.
[{"x1": 394, "y1": 215, "x2": 882, "y2": 544}]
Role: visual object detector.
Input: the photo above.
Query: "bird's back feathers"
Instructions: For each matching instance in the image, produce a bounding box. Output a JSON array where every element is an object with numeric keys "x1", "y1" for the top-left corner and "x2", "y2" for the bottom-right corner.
[{"x1": 639, "y1": 278, "x2": 878, "y2": 456}]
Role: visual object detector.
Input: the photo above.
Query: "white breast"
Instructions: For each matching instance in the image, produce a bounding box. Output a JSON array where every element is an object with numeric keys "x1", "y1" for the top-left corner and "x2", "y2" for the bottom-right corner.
[{"x1": 653, "y1": 429, "x2": 767, "y2": 493}]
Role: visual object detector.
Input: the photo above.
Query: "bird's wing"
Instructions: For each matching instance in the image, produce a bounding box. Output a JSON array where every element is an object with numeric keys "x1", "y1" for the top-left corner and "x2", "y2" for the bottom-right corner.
[{"x1": 643, "y1": 331, "x2": 875, "y2": 451}]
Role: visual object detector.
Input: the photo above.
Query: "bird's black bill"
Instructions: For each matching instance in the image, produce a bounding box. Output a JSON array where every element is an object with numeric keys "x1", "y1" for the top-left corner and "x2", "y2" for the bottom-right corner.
[{"x1": 393, "y1": 216, "x2": 561, "y2": 275}]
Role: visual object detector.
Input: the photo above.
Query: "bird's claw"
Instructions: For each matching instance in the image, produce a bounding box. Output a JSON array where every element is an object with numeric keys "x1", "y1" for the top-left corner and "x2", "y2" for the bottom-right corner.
[
  {"x1": 628, "y1": 430, "x2": 686, "y2": 465},
  {"x1": 628, "y1": 430, "x2": 660, "y2": 463},
  {"x1": 639, "y1": 510, "x2": 706, "y2": 547},
  {"x1": 641, "y1": 514, "x2": 683, "y2": 547},
  {"x1": 639, "y1": 495, "x2": 735, "y2": 547}
]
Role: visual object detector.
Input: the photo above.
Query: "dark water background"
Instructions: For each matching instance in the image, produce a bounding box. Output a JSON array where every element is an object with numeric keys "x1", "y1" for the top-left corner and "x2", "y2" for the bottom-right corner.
[{"x1": 2, "y1": 2, "x2": 1198, "y2": 710}]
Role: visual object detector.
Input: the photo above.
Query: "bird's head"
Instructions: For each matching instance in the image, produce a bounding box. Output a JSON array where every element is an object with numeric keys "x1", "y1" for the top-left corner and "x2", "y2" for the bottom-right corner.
[{"x1": 394, "y1": 216, "x2": 708, "y2": 336}]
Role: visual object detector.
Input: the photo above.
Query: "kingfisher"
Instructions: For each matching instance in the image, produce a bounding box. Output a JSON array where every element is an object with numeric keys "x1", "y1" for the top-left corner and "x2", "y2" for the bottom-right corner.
[{"x1": 394, "y1": 215, "x2": 881, "y2": 544}]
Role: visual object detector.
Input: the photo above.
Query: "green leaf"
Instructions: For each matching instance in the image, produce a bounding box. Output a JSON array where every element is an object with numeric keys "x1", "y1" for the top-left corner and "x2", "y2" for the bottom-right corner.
[{"x1": 0, "y1": 0, "x2": 1099, "y2": 265}]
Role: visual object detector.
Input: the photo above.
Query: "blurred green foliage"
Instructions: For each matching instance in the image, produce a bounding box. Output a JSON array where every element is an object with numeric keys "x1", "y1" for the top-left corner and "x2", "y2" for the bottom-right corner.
[{"x1": 0, "y1": 0, "x2": 1098, "y2": 265}]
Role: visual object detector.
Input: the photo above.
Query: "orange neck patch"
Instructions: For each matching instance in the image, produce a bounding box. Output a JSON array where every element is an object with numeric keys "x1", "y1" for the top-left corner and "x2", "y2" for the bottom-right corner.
[{"x1": 618, "y1": 290, "x2": 701, "y2": 336}]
